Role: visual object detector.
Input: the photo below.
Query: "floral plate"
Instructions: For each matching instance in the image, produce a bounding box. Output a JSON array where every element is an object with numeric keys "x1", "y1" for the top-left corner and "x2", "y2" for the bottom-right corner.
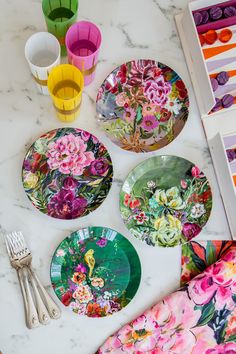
[
  {"x1": 96, "y1": 59, "x2": 189, "y2": 153},
  {"x1": 120, "y1": 156, "x2": 212, "y2": 247},
  {"x1": 50, "y1": 227, "x2": 141, "y2": 317},
  {"x1": 22, "y1": 128, "x2": 113, "y2": 219}
]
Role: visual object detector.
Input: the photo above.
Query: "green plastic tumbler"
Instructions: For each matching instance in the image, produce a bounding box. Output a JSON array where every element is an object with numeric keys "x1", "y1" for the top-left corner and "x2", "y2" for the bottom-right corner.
[{"x1": 42, "y1": 0, "x2": 78, "y2": 56}]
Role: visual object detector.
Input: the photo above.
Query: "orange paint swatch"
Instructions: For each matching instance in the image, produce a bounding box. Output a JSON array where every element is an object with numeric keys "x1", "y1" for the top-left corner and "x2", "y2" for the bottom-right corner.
[
  {"x1": 233, "y1": 175, "x2": 236, "y2": 186},
  {"x1": 203, "y1": 43, "x2": 236, "y2": 59}
]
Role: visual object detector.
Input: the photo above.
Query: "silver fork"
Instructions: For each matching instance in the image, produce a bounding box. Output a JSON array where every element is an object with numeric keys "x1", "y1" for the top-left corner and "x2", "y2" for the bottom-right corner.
[
  {"x1": 4, "y1": 233, "x2": 39, "y2": 329},
  {"x1": 5, "y1": 232, "x2": 61, "y2": 322}
]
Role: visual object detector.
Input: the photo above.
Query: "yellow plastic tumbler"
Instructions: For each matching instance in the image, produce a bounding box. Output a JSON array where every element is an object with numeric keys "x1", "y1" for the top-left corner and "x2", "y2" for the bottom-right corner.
[{"x1": 47, "y1": 64, "x2": 84, "y2": 122}]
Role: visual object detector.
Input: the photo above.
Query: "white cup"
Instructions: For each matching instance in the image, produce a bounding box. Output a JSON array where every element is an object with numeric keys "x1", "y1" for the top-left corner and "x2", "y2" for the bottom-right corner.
[{"x1": 25, "y1": 32, "x2": 60, "y2": 95}]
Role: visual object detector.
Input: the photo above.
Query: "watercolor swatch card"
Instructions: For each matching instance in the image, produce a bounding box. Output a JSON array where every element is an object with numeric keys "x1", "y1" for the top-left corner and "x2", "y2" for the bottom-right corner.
[{"x1": 223, "y1": 132, "x2": 236, "y2": 188}]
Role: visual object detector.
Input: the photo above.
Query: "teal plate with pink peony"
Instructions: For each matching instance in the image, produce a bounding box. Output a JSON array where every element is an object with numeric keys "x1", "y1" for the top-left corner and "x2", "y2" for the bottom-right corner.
[
  {"x1": 22, "y1": 128, "x2": 113, "y2": 219},
  {"x1": 96, "y1": 59, "x2": 189, "y2": 153},
  {"x1": 120, "y1": 156, "x2": 212, "y2": 247},
  {"x1": 50, "y1": 227, "x2": 141, "y2": 317}
]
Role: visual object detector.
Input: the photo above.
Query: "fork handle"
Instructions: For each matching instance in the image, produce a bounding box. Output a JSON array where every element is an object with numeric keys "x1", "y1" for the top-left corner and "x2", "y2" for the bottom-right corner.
[
  {"x1": 17, "y1": 268, "x2": 30, "y2": 328},
  {"x1": 28, "y1": 271, "x2": 50, "y2": 325},
  {"x1": 28, "y1": 267, "x2": 61, "y2": 320},
  {"x1": 23, "y1": 268, "x2": 39, "y2": 329}
]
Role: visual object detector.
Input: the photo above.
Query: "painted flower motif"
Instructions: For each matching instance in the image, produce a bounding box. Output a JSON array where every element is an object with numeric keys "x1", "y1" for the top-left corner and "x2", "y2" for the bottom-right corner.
[
  {"x1": 62, "y1": 177, "x2": 78, "y2": 190},
  {"x1": 206, "y1": 342, "x2": 236, "y2": 353},
  {"x1": 149, "y1": 292, "x2": 202, "y2": 353},
  {"x1": 23, "y1": 171, "x2": 39, "y2": 189},
  {"x1": 80, "y1": 130, "x2": 91, "y2": 142},
  {"x1": 124, "y1": 194, "x2": 141, "y2": 210},
  {"x1": 165, "y1": 98, "x2": 182, "y2": 115},
  {"x1": 103, "y1": 291, "x2": 112, "y2": 300},
  {"x1": 142, "y1": 103, "x2": 159, "y2": 116},
  {"x1": 34, "y1": 138, "x2": 49, "y2": 155},
  {"x1": 75, "y1": 263, "x2": 87, "y2": 273},
  {"x1": 144, "y1": 76, "x2": 171, "y2": 107},
  {"x1": 134, "y1": 211, "x2": 148, "y2": 224},
  {"x1": 191, "y1": 166, "x2": 204, "y2": 179},
  {"x1": 86, "y1": 302, "x2": 104, "y2": 317},
  {"x1": 182, "y1": 223, "x2": 202, "y2": 240},
  {"x1": 72, "y1": 285, "x2": 93, "y2": 304},
  {"x1": 104, "y1": 79, "x2": 118, "y2": 94},
  {"x1": 61, "y1": 291, "x2": 72, "y2": 306},
  {"x1": 126, "y1": 60, "x2": 161, "y2": 86},
  {"x1": 72, "y1": 272, "x2": 86, "y2": 285},
  {"x1": 154, "y1": 215, "x2": 182, "y2": 247},
  {"x1": 155, "y1": 187, "x2": 186, "y2": 211},
  {"x1": 96, "y1": 238, "x2": 108, "y2": 248},
  {"x1": 116, "y1": 64, "x2": 128, "y2": 84},
  {"x1": 124, "y1": 194, "x2": 132, "y2": 207},
  {"x1": 97, "y1": 87, "x2": 104, "y2": 101},
  {"x1": 188, "y1": 255, "x2": 236, "y2": 308},
  {"x1": 46, "y1": 133, "x2": 95, "y2": 176},
  {"x1": 47, "y1": 190, "x2": 87, "y2": 219},
  {"x1": 123, "y1": 107, "x2": 136, "y2": 123},
  {"x1": 140, "y1": 115, "x2": 159, "y2": 132},
  {"x1": 190, "y1": 203, "x2": 206, "y2": 218},
  {"x1": 117, "y1": 314, "x2": 161, "y2": 352},
  {"x1": 148, "y1": 197, "x2": 159, "y2": 210},
  {"x1": 99, "y1": 292, "x2": 201, "y2": 353},
  {"x1": 116, "y1": 92, "x2": 129, "y2": 107},
  {"x1": 90, "y1": 157, "x2": 109, "y2": 176},
  {"x1": 129, "y1": 199, "x2": 141, "y2": 210},
  {"x1": 91, "y1": 277, "x2": 105, "y2": 288},
  {"x1": 188, "y1": 275, "x2": 218, "y2": 306},
  {"x1": 70, "y1": 301, "x2": 87, "y2": 315},
  {"x1": 176, "y1": 79, "x2": 188, "y2": 99},
  {"x1": 225, "y1": 307, "x2": 236, "y2": 340},
  {"x1": 181, "y1": 179, "x2": 187, "y2": 189},
  {"x1": 56, "y1": 249, "x2": 65, "y2": 257},
  {"x1": 97, "y1": 297, "x2": 110, "y2": 310},
  {"x1": 147, "y1": 180, "x2": 156, "y2": 189},
  {"x1": 159, "y1": 108, "x2": 172, "y2": 122}
]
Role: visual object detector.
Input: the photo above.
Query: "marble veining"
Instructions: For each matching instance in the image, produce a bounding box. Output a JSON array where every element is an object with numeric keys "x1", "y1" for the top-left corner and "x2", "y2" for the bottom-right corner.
[{"x1": 0, "y1": 0, "x2": 231, "y2": 353}]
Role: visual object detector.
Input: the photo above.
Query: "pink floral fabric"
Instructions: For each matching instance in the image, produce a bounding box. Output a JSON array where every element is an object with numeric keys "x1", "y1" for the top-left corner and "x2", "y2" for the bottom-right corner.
[{"x1": 97, "y1": 248, "x2": 236, "y2": 353}]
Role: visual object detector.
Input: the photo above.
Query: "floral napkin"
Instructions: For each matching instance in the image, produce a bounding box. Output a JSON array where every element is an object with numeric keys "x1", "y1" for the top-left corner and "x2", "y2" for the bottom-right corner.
[
  {"x1": 97, "y1": 242, "x2": 236, "y2": 353},
  {"x1": 181, "y1": 240, "x2": 236, "y2": 286}
]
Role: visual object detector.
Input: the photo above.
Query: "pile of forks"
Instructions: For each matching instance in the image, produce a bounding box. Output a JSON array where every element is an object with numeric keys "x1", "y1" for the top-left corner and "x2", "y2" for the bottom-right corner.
[{"x1": 4, "y1": 231, "x2": 61, "y2": 329}]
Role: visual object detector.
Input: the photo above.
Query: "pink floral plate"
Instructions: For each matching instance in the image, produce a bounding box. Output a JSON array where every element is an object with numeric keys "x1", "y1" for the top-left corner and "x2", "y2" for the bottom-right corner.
[
  {"x1": 96, "y1": 59, "x2": 189, "y2": 153},
  {"x1": 22, "y1": 128, "x2": 113, "y2": 219}
]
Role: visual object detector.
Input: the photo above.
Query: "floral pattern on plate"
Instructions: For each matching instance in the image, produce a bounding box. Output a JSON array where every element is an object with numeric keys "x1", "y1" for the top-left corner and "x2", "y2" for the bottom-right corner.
[
  {"x1": 120, "y1": 156, "x2": 212, "y2": 247},
  {"x1": 50, "y1": 227, "x2": 141, "y2": 317},
  {"x1": 97, "y1": 247, "x2": 236, "y2": 353},
  {"x1": 22, "y1": 128, "x2": 113, "y2": 219},
  {"x1": 96, "y1": 59, "x2": 189, "y2": 153}
]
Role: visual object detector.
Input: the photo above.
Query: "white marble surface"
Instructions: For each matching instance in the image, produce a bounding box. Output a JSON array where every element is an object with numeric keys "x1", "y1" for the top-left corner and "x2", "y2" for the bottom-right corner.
[{"x1": 0, "y1": 0, "x2": 231, "y2": 353}]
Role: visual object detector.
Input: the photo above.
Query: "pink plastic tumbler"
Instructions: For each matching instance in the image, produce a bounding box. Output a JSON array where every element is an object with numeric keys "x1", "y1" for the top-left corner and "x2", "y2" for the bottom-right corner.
[{"x1": 65, "y1": 21, "x2": 102, "y2": 86}]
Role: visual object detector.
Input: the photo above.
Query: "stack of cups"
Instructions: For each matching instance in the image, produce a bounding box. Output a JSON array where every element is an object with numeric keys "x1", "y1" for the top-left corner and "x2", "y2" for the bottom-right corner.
[
  {"x1": 42, "y1": 0, "x2": 78, "y2": 56},
  {"x1": 25, "y1": 0, "x2": 102, "y2": 122},
  {"x1": 47, "y1": 64, "x2": 84, "y2": 122},
  {"x1": 25, "y1": 32, "x2": 60, "y2": 95},
  {"x1": 65, "y1": 21, "x2": 102, "y2": 86}
]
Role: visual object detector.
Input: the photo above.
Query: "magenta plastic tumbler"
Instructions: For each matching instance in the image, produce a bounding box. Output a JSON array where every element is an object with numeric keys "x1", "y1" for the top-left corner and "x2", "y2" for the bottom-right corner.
[{"x1": 65, "y1": 21, "x2": 102, "y2": 85}]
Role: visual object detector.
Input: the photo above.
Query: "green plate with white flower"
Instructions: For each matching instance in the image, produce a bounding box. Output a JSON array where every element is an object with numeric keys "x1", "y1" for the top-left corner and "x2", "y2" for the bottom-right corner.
[
  {"x1": 50, "y1": 227, "x2": 141, "y2": 317},
  {"x1": 120, "y1": 156, "x2": 212, "y2": 247}
]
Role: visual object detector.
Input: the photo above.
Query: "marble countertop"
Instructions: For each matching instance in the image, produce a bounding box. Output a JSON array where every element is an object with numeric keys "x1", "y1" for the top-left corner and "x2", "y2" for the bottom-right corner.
[{"x1": 0, "y1": 0, "x2": 231, "y2": 353}]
